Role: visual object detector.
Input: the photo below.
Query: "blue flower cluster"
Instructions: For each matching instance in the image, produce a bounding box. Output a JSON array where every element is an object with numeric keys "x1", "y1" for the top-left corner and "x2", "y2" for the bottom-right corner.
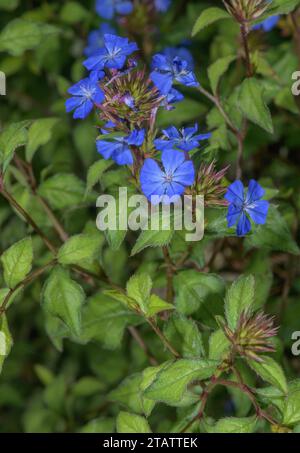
[
  {"x1": 65, "y1": 2, "x2": 270, "y2": 237},
  {"x1": 95, "y1": 0, "x2": 172, "y2": 19}
]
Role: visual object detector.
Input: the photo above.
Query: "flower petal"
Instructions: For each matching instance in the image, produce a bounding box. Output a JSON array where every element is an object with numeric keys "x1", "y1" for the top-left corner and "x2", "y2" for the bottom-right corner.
[{"x1": 236, "y1": 212, "x2": 251, "y2": 236}]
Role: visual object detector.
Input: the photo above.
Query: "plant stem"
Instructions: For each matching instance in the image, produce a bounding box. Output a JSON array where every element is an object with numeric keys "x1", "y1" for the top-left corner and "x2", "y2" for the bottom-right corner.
[
  {"x1": 147, "y1": 317, "x2": 180, "y2": 358},
  {"x1": 0, "y1": 187, "x2": 57, "y2": 255},
  {"x1": 240, "y1": 22, "x2": 253, "y2": 77},
  {"x1": 0, "y1": 260, "x2": 56, "y2": 317},
  {"x1": 128, "y1": 326, "x2": 158, "y2": 366},
  {"x1": 162, "y1": 246, "x2": 174, "y2": 303}
]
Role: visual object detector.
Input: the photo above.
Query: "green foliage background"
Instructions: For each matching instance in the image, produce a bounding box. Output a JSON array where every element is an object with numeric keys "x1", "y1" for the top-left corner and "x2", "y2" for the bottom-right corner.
[{"x1": 0, "y1": 0, "x2": 300, "y2": 433}]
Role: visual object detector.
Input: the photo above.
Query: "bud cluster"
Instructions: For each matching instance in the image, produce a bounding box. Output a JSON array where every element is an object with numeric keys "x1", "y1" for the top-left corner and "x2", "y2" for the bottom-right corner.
[
  {"x1": 223, "y1": 309, "x2": 279, "y2": 362},
  {"x1": 223, "y1": 0, "x2": 270, "y2": 23}
]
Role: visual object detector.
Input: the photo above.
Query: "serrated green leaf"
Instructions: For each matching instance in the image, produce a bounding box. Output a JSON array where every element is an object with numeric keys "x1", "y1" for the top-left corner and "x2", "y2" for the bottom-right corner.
[
  {"x1": 116, "y1": 411, "x2": 151, "y2": 433},
  {"x1": 164, "y1": 313, "x2": 204, "y2": 358},
  {"x1": 192, "y1": 7, "x2": 231, "y2": 37},
  {"x1": 209, "y1": 329, "x2": 231, "y2": 361},
  {"x1": 238, "y1": 78, "x2": 273, "y2": 133},
  {"x1": 247, "y1": 356, "x2": 288, "y2": 394},
  {"x1": 38, "y1": 174, "x2": 86, "y2": 210},
  {"x1": 42, "y1": 267, "x2": 85, "y2": 336},
  {"x1": 0, "y1": 121, "x2": 29, "y2": 171},
  {"x1": 0, "y1": 315, "x2": 13, "y2": 374},
  {"x1": 208, "y1": 55, "x2": 236, "y2": 94},
  {"x1": 147, "y1": 294, "x2": 174, "y2": 317},
  {"x1": 203, "y1": 415, "x2": 257, "y2": 433},
  {"x1": 126, "y1": 273, "x2": 152, "y2": 313},
  {"x1": 109, "y1": 373, "x2": 155, "y2": 417},
  {"x1": 224, "y1": 274, "x2": 255, "y2": 331},
  {"x1": 174, "y1": 270, "x2": 225, "y2": 316},
  {"x1": 144, "y1": 359, "x2": 218, "y2": 405},
  {"x1": 0, "y1": 19, "x2": 60, "y2": 56},
  {"x1": 26, "y1": 118, "x2": 58, "y2": 162},
  {"x1": 57, "y1": 233, "x2": 104, "y2": 265},
  {"x1": 282, "y1": 380, "x2": 300, "y2": 426},
  {"x1": 81, "y1": 292, "x2": 141, "y2": 349},
  {"x1": 131, "y1": 229, "x2": 174, "y2": 256},
  {"x1": 1, "y1": 237, "x2": 33, "y2": 289},
  {"x1": 86, "y1": 159, "x2": 113, "y2": 196}
]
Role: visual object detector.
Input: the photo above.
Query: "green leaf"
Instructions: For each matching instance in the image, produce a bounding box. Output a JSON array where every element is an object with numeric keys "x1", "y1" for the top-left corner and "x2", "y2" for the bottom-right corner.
[
  {"x1": 73, "y1": 377, "x2": 105, "y2": 397},
  {"x1": 131, "y1": 229, "x2": 174, "y2": 256},
  {"x1": 265, "y1": 0, "x2": 300, "y2": 15},
  {"x1": 0, "y1": 19, "x2": 59, "y2": 56},
  {"x1": 146, "y1": 295, "x2": 174, "y2": 317},
  {"x1": 86, "y1": 159, "x2": 113, "y2": 196},
  {"x1": 38, "y1": 174, "x2": 86, "y2": 210},
  {"x1": 208, "y1": 55, "x2": 236, "y2": 94},
  {"x1": 164, "y1": 313, "x2": 204, "y2": 358},
  {"x1": 57, "y1": 233, "x2": 104, "y2": 265},
  {"x1": 0, "y1": 315, "x2": 13, "y2": 374},
  {"x1": 224, "y1": 274, "x2": 255, "y2": 331},
  {"x1": 116, "y1": 412, "x2": 151, "y2": 433},
  {"x1": 0, "y1": 0, "x2": 19, "y2": 10},
  {"x1": 209, "y1": 329, "x2": 231, "y2": 361},
  {"x1": 238, "y1": 78, "x2": 273, "y2": 133},
  {"x1": 59, "y1": 1, "x2": 89, "y2": 23},
  {"x1": 282, "y1": 380, "x2": 300, "y2": 426},
  {"x1": 247, "y1": 356, "x2": 288, "y2": 394},
  {"x1": 79, "y1": 417, "x2": 115, "y2": 433},
  {"x1": 26, "y1": 118, "x2": 59, "y2": 162},
  {"x1": 109, "y1": 373, "x2": 155, "y2": 417},
  {"x1": 126, "y1": 273, "x2": 152, "y2": 311},
  {"x1": 174, "y1": 270, "x2": 225, "y2": 316},
  {"x1": 0, "y1": 121, "x2": 29, "y2": 171},
  {"x1": 203, "y1": 416, "x2": 257, "y2": 433},
  {"x1": 245, "y1": 206, "x2": 300, "y2": 255},
  {"x1": 192, "y1": 7, "x2": 231, "y2": 37},
  {"x1": 42, "y1": 267, "x2": 85, "y2": 336},
  {"x1": 144, "y1": 359, "x2": 218, "y2": 405},
  {"x1": 1, "y1": 237, "x2": 33, "y2": 289},
  {"x1": 81, "y1": 292, "x2": 141, "y2": 349}
]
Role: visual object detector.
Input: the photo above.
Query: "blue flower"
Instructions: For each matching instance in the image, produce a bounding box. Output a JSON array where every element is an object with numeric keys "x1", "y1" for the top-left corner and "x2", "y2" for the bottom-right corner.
[
  {"x1": 161, "y1": 88, "x2": 184, "y2": 110},
  {"x1": 150, "y1": 54, "x2": 199, "y2": 95},
  {"x1": 140, "y1": 149, "x2": 195, "y2": 203},
  {"x1": 154, "y1": 124, "x2": 211, "y2": 152},
  {"x1": 84, "y1": 23, "x2": 116, "y2": 57},
  {"x1": 66, "y1": 74, "x2": 105, "y2": 119},
  {"x1": 162, "y1": 46, "x2": 194, "y2": 70},
  {"x1": 96, "y1": 129, "x2": 145, "y2": 165},
  {"x1": 225, "y1": 180, "x2": 269, "y2": 236},
  {"x1": 84, "y1": 34, "x2": 138, "y2": 72},
  {"x1": 154, "y1": 0, "x2": 171, "y2": 12},
  {"x1": 95, "y1": 0, "x2": 133, "y2": 20},
  {"x1": 252, "y1": 15, "x2": 280, "y2": 32}
]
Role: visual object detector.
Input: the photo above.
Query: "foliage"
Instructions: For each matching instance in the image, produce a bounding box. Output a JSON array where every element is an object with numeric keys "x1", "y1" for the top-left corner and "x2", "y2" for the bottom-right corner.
[{"x1": 0, "y1": 0, "x2": 300, "y2": 434}]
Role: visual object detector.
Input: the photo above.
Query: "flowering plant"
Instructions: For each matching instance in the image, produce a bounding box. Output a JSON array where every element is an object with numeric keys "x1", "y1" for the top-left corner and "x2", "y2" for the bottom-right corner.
[{"x1": 0, "y1": 0, "x2": 300, "y2": 435}]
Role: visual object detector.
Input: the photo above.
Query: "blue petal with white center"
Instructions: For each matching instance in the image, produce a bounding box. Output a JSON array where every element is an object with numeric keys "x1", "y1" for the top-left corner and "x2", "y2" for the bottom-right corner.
[
  {"x1": 84, "y1": 34, "x2": 138, "y2": 72},
  {"x1": 154, "y1": 124, "x2": 211, "y2": 152},
  {"x1": 150, "y1": 54, "x2": 199, "y2": 95},
  {"x1": 225, "y1": 180, "x2": 269, "y2": 236},
  {"x1": 96, "y1": 128, "x2": 145, "y2": 166},
  {"x1": 140, "y1": 149, "x2": 195, "y2": 204},
  {"x1": 84, "y1": 23, "x2": 116, "y2": 57},
  {"x1": 66, "y1": 77, "x2": 105, "y2": 119}
]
